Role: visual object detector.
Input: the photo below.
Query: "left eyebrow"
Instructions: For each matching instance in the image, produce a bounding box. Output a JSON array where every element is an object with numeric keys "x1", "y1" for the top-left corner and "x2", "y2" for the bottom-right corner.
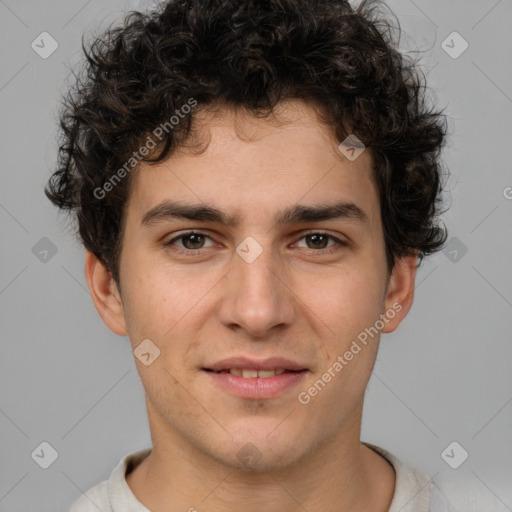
[
  {"x1": 274, "y1": 202, "x2": 369, "y2": 225},
  {"x1": 140, "y1": 200, "x2": 369, "y2": 227}
]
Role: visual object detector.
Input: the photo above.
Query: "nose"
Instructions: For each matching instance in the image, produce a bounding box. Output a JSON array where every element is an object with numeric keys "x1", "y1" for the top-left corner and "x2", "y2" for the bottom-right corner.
[{"x1": 217, "y1": 242, "x2": 296, "y2": 339}]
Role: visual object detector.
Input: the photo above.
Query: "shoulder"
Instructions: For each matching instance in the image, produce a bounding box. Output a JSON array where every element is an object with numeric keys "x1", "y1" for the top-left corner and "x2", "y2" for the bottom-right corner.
[
  {"x1": 68, "y1": 448, "x2": 152, "y2": 512},
  {"x1": 363, "y1": 442, "x2": 455, "y2": 512},
  {"x1": 428, "y1": 481, "x2": 456, "y2": 512},
  {"x1": 69, "y1": 480, "x2": 110, "y2": 512}
]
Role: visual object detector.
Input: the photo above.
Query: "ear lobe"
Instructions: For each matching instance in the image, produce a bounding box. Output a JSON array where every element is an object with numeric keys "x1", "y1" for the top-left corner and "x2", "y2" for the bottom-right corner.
[
  {"x1": 381, "y1": 253, "x2": 418, "y2": 334},
  {"x1": 84, "y1": 251, "x2": 128, "y2": 336}
]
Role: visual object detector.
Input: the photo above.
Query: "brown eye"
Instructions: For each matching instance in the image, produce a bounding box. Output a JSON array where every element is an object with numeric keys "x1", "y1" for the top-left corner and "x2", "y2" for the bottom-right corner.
[
  {"x1": 305, "y1": 233, "x2": 330, "y2": 249},
  {"x1": 165, "y1": 231, "x2": 214, "y2": 252},
  {"x1": 293, "y1": 232, "x2": 347, "y2": 256},
  {"x1": 181, "y1": 233, "x2": 206, "y2": 249}
]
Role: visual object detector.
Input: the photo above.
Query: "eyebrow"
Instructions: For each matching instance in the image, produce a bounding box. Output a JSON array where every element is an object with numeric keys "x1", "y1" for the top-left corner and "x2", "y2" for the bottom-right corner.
[{"x1": 141, "y1": 200, "x2": 369, "y2": 227}]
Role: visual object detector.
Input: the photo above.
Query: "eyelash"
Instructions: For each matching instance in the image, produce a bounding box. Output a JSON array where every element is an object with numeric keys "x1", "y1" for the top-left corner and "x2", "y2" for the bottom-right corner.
[{"x1": 164, "y1": 230, "x2": 347, "y2": 257}]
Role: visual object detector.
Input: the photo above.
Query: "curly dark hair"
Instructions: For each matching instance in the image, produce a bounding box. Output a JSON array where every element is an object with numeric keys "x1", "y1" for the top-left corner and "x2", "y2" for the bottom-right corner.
[{"x1": 45, "y1": 0, "x2": 448, "y2": 287}]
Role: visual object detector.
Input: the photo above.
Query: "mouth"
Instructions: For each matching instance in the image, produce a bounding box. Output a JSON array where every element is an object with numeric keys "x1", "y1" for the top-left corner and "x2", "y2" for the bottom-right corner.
[
  {"x1": 202, "y1": 357, "x2": 309, "y2": 399},
  {"x1": 203, "y1": 368, "x2": 304, "y2": 378}
]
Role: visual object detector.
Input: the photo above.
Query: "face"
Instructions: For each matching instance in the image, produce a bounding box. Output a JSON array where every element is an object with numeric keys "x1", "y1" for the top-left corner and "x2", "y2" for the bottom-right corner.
[{"x1": 87, "y1": 99, "x2": 416, "y2": 472}]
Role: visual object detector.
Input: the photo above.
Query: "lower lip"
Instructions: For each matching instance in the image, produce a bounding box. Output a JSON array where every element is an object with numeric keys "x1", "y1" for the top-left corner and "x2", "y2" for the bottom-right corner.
[{"x1": 204, "y1": 370, "x2": 308, "y2": 399}]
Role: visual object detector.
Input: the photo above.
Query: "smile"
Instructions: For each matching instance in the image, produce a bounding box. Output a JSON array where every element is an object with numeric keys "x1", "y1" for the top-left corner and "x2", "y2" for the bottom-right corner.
[
  {"x1": 214, "y1": 368, "x2": 288, "y2": 378},
  {"x1": 203, "y1": 368, "x2": 308, "y2": 399}
]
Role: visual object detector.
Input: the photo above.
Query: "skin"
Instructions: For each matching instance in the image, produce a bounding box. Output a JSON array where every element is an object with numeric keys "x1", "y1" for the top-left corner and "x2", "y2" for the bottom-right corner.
[{"x1": 85, "y1": 99, "x2": 417, "y2": 512}]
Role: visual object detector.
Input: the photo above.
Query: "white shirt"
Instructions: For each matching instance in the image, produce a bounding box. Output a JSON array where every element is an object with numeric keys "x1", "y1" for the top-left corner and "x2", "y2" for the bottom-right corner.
[{"x1": 69, "y1": 443, "x2": 454, "y2": 511}]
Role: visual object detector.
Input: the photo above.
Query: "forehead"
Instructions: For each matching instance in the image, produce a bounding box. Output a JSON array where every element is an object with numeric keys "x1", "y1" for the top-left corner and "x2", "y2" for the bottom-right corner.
[{"x1": 127, "y1": 100, "x2": 379, "y2": 228}]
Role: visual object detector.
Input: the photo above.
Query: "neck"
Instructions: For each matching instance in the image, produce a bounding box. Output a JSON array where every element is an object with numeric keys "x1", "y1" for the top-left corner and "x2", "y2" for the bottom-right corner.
[{"x1": 126, "y1": 401, "x2": 395, "y2": 512}]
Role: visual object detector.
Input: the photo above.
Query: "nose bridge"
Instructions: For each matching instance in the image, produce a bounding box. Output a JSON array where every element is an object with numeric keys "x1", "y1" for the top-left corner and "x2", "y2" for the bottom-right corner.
[
  {"x1": 238, "y1": 250, "x2": 280, "y2": 303},
  {"x1": 218, "y1": 239, "x2": 295, "y2": 336}
]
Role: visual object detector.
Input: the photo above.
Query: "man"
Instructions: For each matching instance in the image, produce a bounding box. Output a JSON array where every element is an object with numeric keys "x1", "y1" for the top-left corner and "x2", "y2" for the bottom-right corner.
[{"x1": 46, "y1": 0, "x2": 453, "y2": 510}]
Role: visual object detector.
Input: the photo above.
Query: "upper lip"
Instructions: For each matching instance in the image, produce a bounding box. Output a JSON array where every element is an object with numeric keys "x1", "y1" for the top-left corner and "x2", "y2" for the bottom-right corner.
[{"x1": 205, "y1": 357, "x2": 308, "y2": 372}]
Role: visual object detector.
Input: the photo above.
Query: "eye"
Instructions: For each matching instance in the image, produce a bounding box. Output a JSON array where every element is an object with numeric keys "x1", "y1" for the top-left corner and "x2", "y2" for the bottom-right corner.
[
  {"x1": 165, "y1": 231, "x2": 215, "y2": 252},
  {"x1": 293, "y1": 231, "x2": 347, "y2": 255},
  {"x1": 164, "y1": 230, "x2": 347, "y2": 257}
]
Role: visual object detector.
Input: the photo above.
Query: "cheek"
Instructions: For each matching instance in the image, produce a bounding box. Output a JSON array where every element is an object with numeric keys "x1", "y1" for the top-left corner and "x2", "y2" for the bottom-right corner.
[
  {"x1": 305, "y1": 268, "x2": 385, "y2": 338},
  {"x1": 119, "y1": 254, "x2": 220, "y2": 371},
  {"x1": 121, "y1": 281, "x2": 169, "y2": 342},
  {"x1": 307, "y1": 281, "x2": 383, "y2": 408},
  {"x1": 120, "y1": 251, "x2": 188, "y2": 336},
  {"x1": 301, "y1": 269, "x2": 386, "y2": 395}
]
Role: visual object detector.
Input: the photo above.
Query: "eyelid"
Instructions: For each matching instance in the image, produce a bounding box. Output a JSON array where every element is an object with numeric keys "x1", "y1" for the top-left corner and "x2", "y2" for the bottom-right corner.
[
  {"x1": 165, "y1": 230, "x2": 215, "y2": 247},
  {"x1": 296, "y1": 228, "x2": 347, "y2": 242},
  {"x1": 290, "y1": 230, "x2": 347, "y2": 251},
  {"x1": 165, "y1": 229, "x2": 348, "y2": 256}
]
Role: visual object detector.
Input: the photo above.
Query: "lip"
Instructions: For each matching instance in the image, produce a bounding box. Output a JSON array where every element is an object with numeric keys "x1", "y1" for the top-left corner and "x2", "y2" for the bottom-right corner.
[
  {"x1": 203, "y1": 369, "x2": 308, "y2": 399},
  {"x1": 204, "y1": 356, "x2": 308, "y2": 372},
  {"x1": 202, "y1": 356, "x2": 309, "y2": 400}
]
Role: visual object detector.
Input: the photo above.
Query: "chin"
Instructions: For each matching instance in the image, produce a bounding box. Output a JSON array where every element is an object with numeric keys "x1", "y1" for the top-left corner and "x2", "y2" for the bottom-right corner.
[{"x1": 214, "y1": 429, "x2": 308, "y2": 472}]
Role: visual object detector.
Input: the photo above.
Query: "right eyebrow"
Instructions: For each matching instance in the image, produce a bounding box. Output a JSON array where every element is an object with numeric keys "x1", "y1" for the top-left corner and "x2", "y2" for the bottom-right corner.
[
  {"x1": 140, "y1": 200, "x2": 369, "y2": 228},
  {"x1": 141, "y1": 201, "x2": 239, "y2": 227}
]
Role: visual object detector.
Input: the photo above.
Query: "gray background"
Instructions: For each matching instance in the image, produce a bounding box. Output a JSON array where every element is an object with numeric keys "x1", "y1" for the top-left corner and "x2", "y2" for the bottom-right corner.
[{"x1": 1, "y1": 0, "x2": 511, "y2": 510}]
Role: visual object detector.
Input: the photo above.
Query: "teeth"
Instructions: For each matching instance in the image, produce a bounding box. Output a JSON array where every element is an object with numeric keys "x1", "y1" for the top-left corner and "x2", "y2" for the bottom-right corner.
[
  {"x1": 257, "y1": 370, "x2": 276, "y2": 378},
  {"x1": 226, "y1": 369, "x2": 288, "y2": 378}
]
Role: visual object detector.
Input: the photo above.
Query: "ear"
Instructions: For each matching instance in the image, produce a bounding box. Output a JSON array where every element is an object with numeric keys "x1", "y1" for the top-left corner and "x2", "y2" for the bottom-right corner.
[
  {"x1": 381, "y1": 253, "x2": 418, "y2": 334},
  {"x1": 84, "y1": 251, "x2": 128, "y2": 336}
]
